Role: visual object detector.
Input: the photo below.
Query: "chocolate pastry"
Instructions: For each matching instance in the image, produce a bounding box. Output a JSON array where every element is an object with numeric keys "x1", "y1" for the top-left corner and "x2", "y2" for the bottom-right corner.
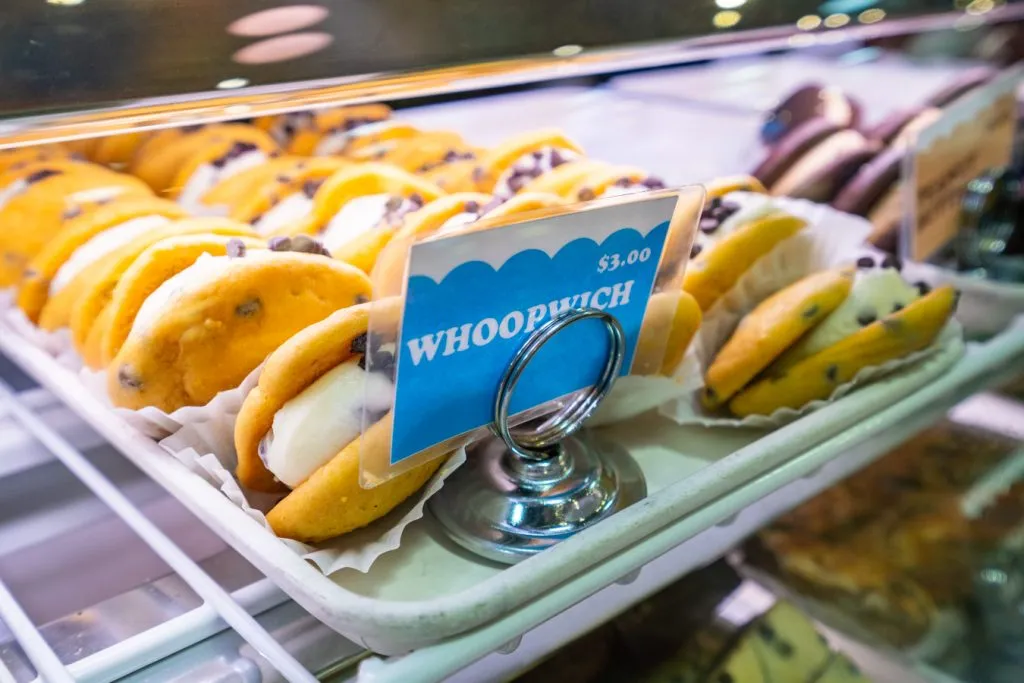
[
  {"x1": 752, "y1": 117, "x2": 845, "y2": 188},
  {"x1": 761, "y1": 84, "x2": 861, "y2": 146}
]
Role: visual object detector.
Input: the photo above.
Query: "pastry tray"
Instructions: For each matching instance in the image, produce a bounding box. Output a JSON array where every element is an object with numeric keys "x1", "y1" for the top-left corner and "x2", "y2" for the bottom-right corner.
[{"x1": 0, "y1": 313, "x2": 970, "y2": 655}]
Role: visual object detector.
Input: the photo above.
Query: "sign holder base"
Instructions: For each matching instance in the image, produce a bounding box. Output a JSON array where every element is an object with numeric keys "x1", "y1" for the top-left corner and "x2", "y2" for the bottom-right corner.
[{"x1": 428, "y1": 308, "x2": 647, "y2": 565}]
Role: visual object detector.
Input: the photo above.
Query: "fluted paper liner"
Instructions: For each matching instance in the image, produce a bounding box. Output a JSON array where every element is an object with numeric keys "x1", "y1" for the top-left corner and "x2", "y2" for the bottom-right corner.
[
  {"x1": 660, "y1": 196, "x2": 962, "y2": 428},
  {"x1": 595, "y1": 194, "x2": 873, "y2": 426},
  {"x1": 161, "y1": 426, "x2": 468, "y2": 574}
]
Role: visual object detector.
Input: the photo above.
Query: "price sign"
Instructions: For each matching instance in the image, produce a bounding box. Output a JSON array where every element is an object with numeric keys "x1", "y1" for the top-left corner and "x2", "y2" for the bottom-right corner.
[
  {"x1": 360, "y1": 189, "x2": 701, "y2": 483},
  {"x1": 904, "y1": 66, "x2": 1022, "y2": 262}
]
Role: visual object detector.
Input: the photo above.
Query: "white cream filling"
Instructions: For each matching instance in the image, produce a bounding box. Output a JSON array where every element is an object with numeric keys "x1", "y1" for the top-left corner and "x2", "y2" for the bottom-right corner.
[
  {"x1": 775, "y1": 269, "x2": 920, "y2": 370},
  {"x1": 68, "y1": 186, "x2": 129, "y2": 205},
  {"x1": 254, "y1": 193, "x2": 315, "y2": 235},
  {"x1": 0, "y1": 179, "x2": 29, "y2": 211},
  {"x1": 129, "y1": 252, "x2": 271, "y2": 340},
  {"x1": 493, "y1": 146, "x2": 579, "y2": 198},
  {"x1": 49, "y1": 215, "x2": 171, "y2": 296},
  {"x1": 313, "y1": 120, "x2": 400, "y2": 156},
  {"x1": 319, "y1": 193, "x2": 393, "y2": 253},
  {"x1": 259, "y1": 358, "x2": 395, "y2": 488},
  {"x1": 433, "y1": 211, "x2": 479, "y2": 238},
  {"x1": 179, "y1": 150, "x2": 268, "y2": 209}
]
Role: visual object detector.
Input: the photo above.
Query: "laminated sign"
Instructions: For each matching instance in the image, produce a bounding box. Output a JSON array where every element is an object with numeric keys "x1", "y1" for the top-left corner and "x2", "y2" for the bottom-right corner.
[
  {"x1": 360, "y1": 189, "x2": 700, "y2": 484},
  {"x1": 904, "y1": 66, "x2": 1022, "y2": 261}
]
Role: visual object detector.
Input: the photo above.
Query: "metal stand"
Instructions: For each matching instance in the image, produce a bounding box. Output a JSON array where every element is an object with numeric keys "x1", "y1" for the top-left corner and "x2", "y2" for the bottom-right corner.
[{"x1": 429, "y1": 308, "x2": 647, "y2": 565}]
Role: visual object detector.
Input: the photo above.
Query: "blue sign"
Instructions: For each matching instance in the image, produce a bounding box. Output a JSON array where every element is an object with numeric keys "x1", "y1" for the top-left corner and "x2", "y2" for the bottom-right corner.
[{"x1": 387, "y1": 195, "x2": 679, "y2": 465}]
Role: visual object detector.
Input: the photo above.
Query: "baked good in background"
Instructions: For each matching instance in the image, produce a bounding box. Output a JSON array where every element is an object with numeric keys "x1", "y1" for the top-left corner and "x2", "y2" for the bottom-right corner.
[
  {"x1": 468, "y1": 129, "x2": 585, "y2": 197},
  {"x1": 15, "y1": 196, "x2": 188, "y2": 323},
  {"x1": 516, "y1": 560, "x2": 875, "y2": 682},
  {"x1": 282, "y1": 163, "x2": 445, "y2": 270},
  {"x1": 255, "y1": 104, "x2": 393, "y2": 156},
  {"x1": 107, "y1": 239, "x2": 370, "y2": 412},
  {"x1": 750, "y1": 418, "x2": 1024, "y2": 647},
  {"x1": 761, "y1": 84, "x2": 863, "y2": 146},
  {"x1": 0, "y1": 161, "x2": 151, "y2": 287},
  {"x1": 233, "y1": 300, "x2": 443, "y2": 542}
]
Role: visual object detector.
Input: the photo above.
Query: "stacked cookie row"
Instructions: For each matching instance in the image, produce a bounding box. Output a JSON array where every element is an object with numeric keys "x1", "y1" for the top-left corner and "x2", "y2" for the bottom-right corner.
[{"x1": 751, "y1": 68, "x2": 997, "y2": 249}]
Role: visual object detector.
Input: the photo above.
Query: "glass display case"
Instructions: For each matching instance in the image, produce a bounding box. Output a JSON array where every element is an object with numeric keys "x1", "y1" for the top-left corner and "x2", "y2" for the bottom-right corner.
[{"x1": 0, "y1": 2, "x2": 1023, "y2": 682}]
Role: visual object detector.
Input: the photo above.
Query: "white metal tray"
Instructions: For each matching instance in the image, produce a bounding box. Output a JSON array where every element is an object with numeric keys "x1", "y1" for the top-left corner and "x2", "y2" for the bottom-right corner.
[{"x1": 0, "y1": 320, "x2": 965, "y2": 654}]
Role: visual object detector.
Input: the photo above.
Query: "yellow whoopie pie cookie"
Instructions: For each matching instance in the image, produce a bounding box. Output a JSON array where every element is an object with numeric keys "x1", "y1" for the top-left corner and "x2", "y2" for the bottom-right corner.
[
  {"x1": 0, "y1": 145, "x2": 69, "y2": 175},
  {"x1": 91, "y1": 132, "x2": 151, "y2": 168},
  {"x1": 632, "y1": 290, "x2": 703, "y2": 377},
  {"x1": 518, "y1": 159, "x2": 611, "y2": 198},
  {"x1": 729, "y1": 285, "x2": 956, "y2": 416},
  {"x1": 37, "y1": 217, "x2": 251, "y2": 333},
  {"x1": 200, "y1": 156, "x2": 310, "y2": 212},
  {"x1": 230, "y1": 157, "x2": 351, "y2": 228},
  {"x1": 372, "y1": 192, "x2": 493, "y2": 296},
  {"x1": 568, "y1": 165, "x2": 652, "y2": 203},
  {"x1": 702, "y1": 267, "x2": 855, "y2": 409},
  {"x1": 473, "y1": 129, "x2": 584, "y2": 195},
  {"x1": 704, "y1": 174, "x2": 767, "y2": 199},
  {"x1": 99, "y1": 234, "x2": 267, "y2": 367},
  {"x1": 683, "y1": 212, "x2": 807, "y2": 311},
  {"x1": 16, "y1": 196, "x2": 187, "y2": 324},
  {"x1": 0, "y1": 167, "x2": 151, "y2": 287},
  {"x1": 129, "y1": 126, "x2": 220, "y2": 193},
  {"x1": 235, "y1": 302, "x2": 443, "y2": 541},
  {"x1": 168, "y1": 127, "x2": 279, "y2": 201},
  {"x1": 108, "y1": 249, "x2": 372, "y2": 412},
  {"x1": 256, "y1": 105, "x2": 393, "y2": 155},
  {"x1": 351, "y1": 130, "x2": 464, "y2": 167},
  {"x1": 422, "y1": 156, "x2": 485, "y2": 193}
]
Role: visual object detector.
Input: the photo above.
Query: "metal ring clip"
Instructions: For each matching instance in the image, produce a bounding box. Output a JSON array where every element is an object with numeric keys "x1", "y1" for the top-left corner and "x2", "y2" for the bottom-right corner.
[{"x1": 492, "y1": 308, "x2": 625, "y2": 462}]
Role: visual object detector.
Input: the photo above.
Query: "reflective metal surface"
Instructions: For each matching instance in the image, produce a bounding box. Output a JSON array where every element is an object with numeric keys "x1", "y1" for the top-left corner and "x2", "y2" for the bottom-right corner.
[
  {"x1": 2, "y1": 5, "x2": 1024, "y2": 149},
  {"x1": 431, "y1": 308, "x2": 645, "y2": 564}
]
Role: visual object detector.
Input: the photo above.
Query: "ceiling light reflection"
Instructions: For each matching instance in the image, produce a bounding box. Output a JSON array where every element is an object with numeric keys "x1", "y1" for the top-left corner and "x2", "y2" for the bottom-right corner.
[
  {"x1": 217, "y1": 78, "x2": 250, "y2": 90},
  {"x1": 715, "y1": 0, "x2": 747, "y2": 8},
  {"x1": 713, "y1": 10, "x2": 742, "y2": 29},
  {"x1": 824, "y1": 13, "x2": 851, "y2": 28},
  {"x1": 797, "y1": 15, "x2": 823, "y2": 30},
  {"x1": 858, "y1": 8, "x2": 886, "y2": 23}
]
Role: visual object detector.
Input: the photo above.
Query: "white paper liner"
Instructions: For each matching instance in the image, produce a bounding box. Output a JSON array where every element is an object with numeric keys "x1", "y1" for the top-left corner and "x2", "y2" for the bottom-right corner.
[
  {"x1": 659, "y1": 199, "x2": 968, "y2": 428},
  {"x1": 902, "y1": 260, "x2": 1024, "y2": 338},
  {"x1": 161, "y1": 424, "x2": 468, "y2": 575},
  {"x1": 593, "y1": 195, "x2": 874, "y2": 427},
  {"x1": 2, "y1": 308, "x2": 81, "y2": 369},
  {"x1": 76, "y1": 364, "x2": 263, "y2": 441}
]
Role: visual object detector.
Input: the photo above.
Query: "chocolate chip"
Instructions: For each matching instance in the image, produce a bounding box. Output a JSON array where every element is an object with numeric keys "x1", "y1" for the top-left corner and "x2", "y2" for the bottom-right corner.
[
  {"x1": 577, "y1": 187, "x2": 596, "y2": 202},
  {"x1": 226, "y1": 239, "x2": 247, "y2": 258},
  {"x1": 776, "y1": 641, "x2": 794, "y2": 658},
  {"x1": 355, "y1": 294, "x2": 369, "y2": 304},
  {"x1": 882, "y1": 318, "x2": 902, "y2": 332},
  {"x1": 915, "y1": 281, "x2": 931, "y2": 295},
  {"x1": 703, "y1": 387, "x2": 716, "y2": 401},
  {"x1": 881, "y1": 254, "x2": 902, "y2": 271},
  {"x1": 472, "y1": 166, "x2": 487, "y2": 183},
  {"x1": 62, "y1": 206, "x2": 82, "y2": 221},
  {"x1": 892, "y1": 302, "x2": 905, "y2": 313},
  {"x1": 708, "y1": 196, "x2": 723, "y2": 210},
  {"x1": 357, "y1": 355, "x2": 368, "y2": 370},
  {"x1": 290, "y1": 235, "x2": 318, "y2": 254},
  {"x1": 507, "y1": 174, "x2": 527, "y2": 193},
  {"x1": 856, "y1": 256, "x2": 876, "y2": 269},
  {"x1": 302, "y1": 179, "x2": 325, "y2": 198},
  {"x1": 117, "y1": 366, "x2": 143, "y2": 390},
  {"x1": 549, "y1": 148, "x2": 568, "y2": 167},
  {"x1": 212, "y1": 141, "x2": 259, "y2": 169},
  {"x1": 699, "y1": 217, "x2": 720, "y2": 234},
  {"x1": 348, "y1": 338, "x2": 368, "y2": 361},
  {"x1": 825, "y1": 364, "x2": 839, "y2": 382},
  {"x1": 235, "y1": 298, "x2": 262, "y2": 317},
  {"x1": 802, "y1": 304, "x2": 820, "y2": 319},
  {"x1": 373, "y1": 349, "x2": 396, "y2": 376},
  {"x1": 464, "y1": 200, "x2": 480, "y2": 214},
  {"x1": 408, "y1": 193, "x2": 424, "y2": 208},
  {"x1": 268, "y1": 236, "x2": 292, "y2": 252},
  {"x1": 757, "y1": 622, "x2": 775, "y2": 640},
  {"x1": 26, "y1": 169, "x2": 61, "y2": 184},
  {"x1": 690, "y1": 243, "x2": 703, "y2": 258},
  {"x1": 276, "y1": 175, "x2": 290, "y2": 183},
  {"x1": 642, "y1": 177, "x2": 666, "y2": 189},
  {"x1": 614, "y1": 176, "x2": 634, "y2": 188},
  {"x1": 385, "y1": 195, "x2": 405, "y2": 212},
  {"x1": 856, "y1": 311, "x2": 877, "y2": 326}
]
